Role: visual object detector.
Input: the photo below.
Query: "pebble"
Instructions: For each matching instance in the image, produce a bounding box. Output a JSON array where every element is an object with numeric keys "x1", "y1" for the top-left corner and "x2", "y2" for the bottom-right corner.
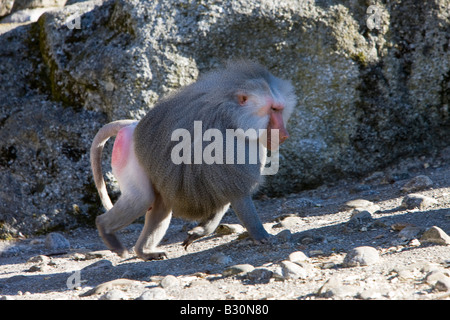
[
  {"x1": 309, "y1": 250, "x2": 324, "y2": 256},
  {"x1": 27, "y1": 255, "x2": 50, "y2": 264},
  {"x1": 435, "y1": 277, "x2": 450, "y2": 292},
  {"x1": 280, "y1": 260, "x2": 308, "y2": 280},
  {"x1": 420, "y1": 226, "x2": 450, "y2": 245},
  {"x1": 84, "y1": 250, "x2": 112, "y2": 260},
  {"x1": 283, "y1": 197, "x2": 318, "y2": 210},
  {"x1": 344, "y1": 210, "x2": 373, "y2": 232},
  {"x1": 82, "y1": 259, "x2": 113, "y2": 271},
  {"x1": 279, "y1": 216, "x2": 303, "y2": 228},
  {"x1": 401, "y1": 175, "x2": 433, "y2": 193},
  {"x1": 298, "y1": 234, "x2": 314, "y2": 244},
  {"x1": 223, "y1": 264, "x2": 255, "y2": 277},
  {"x1": 398, "y1": 225, "x2": 423, "y2": 240},
  {"x1": 363, "y1": 171, "x2": 387, "y2": 184},
  {"x1": 209, "y1": 252, "x2": 232, "y2": 265},
  {"x1": 45, "y1": 232, "x2": 70, "y2": 251},
  {"x1": 276, "y1": 229, "x2": 292, "y2": 242},
  {"x1": 81, "y1": 278, "x2": 141, "y2": 297},
  {"x1": 391, "y1": 222, "x2": 414, "y2": 231},
  {"x1": 160, "y1": 275, "x2": 180, "y2": 288},
  {"x1": 247, "y1": 267, "x2": 273, "y2": 283},
  {"x1": 408, "y1": 239, "x2": 421, "y2": 247},
  {"x1": 352, "y1": 204, "x2": 381, "y2": 215},
  {"x1": 136, "y1": 288, "x2": 167, "y2": 300},
  {"x1": 68, "y1": 252, "x2": 86, "y2": 261},
  {"x1": 187, "y1": 278, "x2": 211, "y2": 287},
  {"x1": 100, "y1": 289, "x2": 127, "y2": 300},
  {"x1": 26, "y1": 264, "x2": 50, "y2": 273},
  {"x1": 344, "y1": 199, "x2": 374, "y2": 209},
  {"x1": 317, "y1": 277, "x2": 339, "y2": 298},
  {"x1": 288, "y1": 251, "x2": 308, "y2": 264},
  {"x1": 317, "y1": 276, "x2": 357, "y2": 298},
  {"x1": 215, "y1": 224, "x2": 245, "y2": 235},
  {"x1": 1, "y1": 7, "x2": 53, "y2": 23},
  {"x1": 396, "y1": 269, "x2": 416, "y2": 280},
  {"x1": 401, "y1": 193, "x2": 437, "y2": 210},
  {"x1": 358, "y1": 289, "x2": 383, "y2": 300},
  {"x1": 343, "y1": 246, "x2": 380, "y2": 267},
  {"x1": 425, "y1": 270, "x2": 450, "y2": 286}
]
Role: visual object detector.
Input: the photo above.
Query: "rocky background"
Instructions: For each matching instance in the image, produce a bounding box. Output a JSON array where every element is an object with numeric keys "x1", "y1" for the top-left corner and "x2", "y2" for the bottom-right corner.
[
  {"x1": 0, "y1": 0, "x2": 449, "y2": 301},
  {"x1": 0, "y1": 0, "x2": 449, "y2": 239}
]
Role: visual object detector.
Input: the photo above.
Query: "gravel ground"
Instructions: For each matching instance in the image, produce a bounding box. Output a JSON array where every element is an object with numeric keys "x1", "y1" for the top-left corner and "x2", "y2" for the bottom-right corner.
[{"x1": 0, "y1": 151, "x2": 449, "y2": 301}]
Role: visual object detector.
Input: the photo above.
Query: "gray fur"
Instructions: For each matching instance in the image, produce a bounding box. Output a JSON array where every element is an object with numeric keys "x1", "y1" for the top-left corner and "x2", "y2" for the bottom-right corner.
[{"x1": 134, "y1": 61, "x2": 296, "y2": 221}]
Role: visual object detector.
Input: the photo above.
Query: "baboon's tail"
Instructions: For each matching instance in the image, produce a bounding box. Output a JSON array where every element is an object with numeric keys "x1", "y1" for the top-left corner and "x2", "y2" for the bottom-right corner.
[{"x1": 90, "y1": 120, "x2": 137, "y2": 210}]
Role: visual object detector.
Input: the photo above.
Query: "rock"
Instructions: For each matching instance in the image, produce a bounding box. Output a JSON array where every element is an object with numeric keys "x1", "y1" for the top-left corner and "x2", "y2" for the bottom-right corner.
[
  {"x1": 80, "y1": 279, "x2": 141, "y2": 297},
  {"x1": 363, "y1": 171, "x2": 389, "y2": 185},
  {"x1": 27, "y1": 255, "x2": 50, "y2": 264},
  {"x1": 344, "y1": 200, "x2": 380, "y2": 232},
  {"x1": 297, "y1": 232, "x2": 326, "y2": 245},
  {"x1": 100, "y1": 289, "x2": 127, "y2": 300},
  {"x1": 215, "y1": 224, "x2": 245, "y2": 235},
  {"x1": 187, "y1": 278, "x2": 211, "y2": 288},
  {"x1": 0, "y1": 0, "x2": 14, "y2": 17},
  {"x1": 398, "y1": 225, "x2": 423, "y2": 240},
  {"x1": 282, "y1": 198, "x2": 318, "y2": 211},
  {"x1": 317, "y1": 277, "x2": 340, "y2": 298},
  {"x1": 66, "y1": 252, "x2": 86, "y2": 261},
  {"x1": 84, "y1": 250, "x2": 112, "y2": 260},
  {"x1": 209, "y1": 252, "x2": 232, "y2": 265},
  {"x1": 288, "y1": 251, "x2": 309, "y2": 264},
  {"x1": 352, "y1": 204, "x2": 381, "y2": 215},
  {"x1": 309, "y1": 250, "x2": 325, "y2": 257},
  {"x1": 247, "y1": 267, "x2": 273, "y2": 283},
  {"x1": 317, "y1": 276, "x2": 357, "y2": 298},
  {"x1": 45, "y1": 232, "x2": 70, "y2": 251},
  {"x1": 343, "y1": 246, "x2": 380, "y2": 267},
  {"x1": 223, "y1": 264, "x2": 255, "y2": 277},
  {"x1": 395, "y1": 268, "x2": 416, "y2": 280},
  {"x1": 391, "y1": 222, "x2": 415, "y2": 231},
  {"x1": 401, "y1": 175, "x2": 433, "y2": 193},
  {"x1": 280, "y1": 260, "x2": 308, "y2": 280},
  {"x1": 435, "y1": 278, "x2": 450, "y2": 292},
  {"x1": 136, "y1": 288, "x2": 167, "y2": 300},
  {"x1": 1, "y1": 7, "x2": 56, "y2": 23},
  {"x1": 276, "y1": 229, "x2": 292, "y2": 243},
  {"x1": 82, "y1": 259, "x2": 113, "y2": 271},
  {"x1": 344, "y1": 199, "x2": 374, "y2": 209},
  {"x1": 344, "y1": 210, "x2": 374, "y2": 232},
  {"x1": 160, "y1": 275, "x2": 180, "y2": 289},
  {"x1": 358, "y1": 289, "x2": 383, "y2": 300},
  {"x1": 425, "y1": 270, "x2": 450, "y2": 286},
  {"x1": 236, "y1": 231, "x2": 250, "y2": 241},
  {"x1": 401, "y1": 193, "x2": 437, "y2": 210},
  {"x1": 408, "y1": 239, "x2": 421, "y2": 247},
  {"x1": 12, "y1": 0, "x2": 67, "y2": 11},
  {"x1": 420, "y1": 226, "x2": 450, "y2": 245},
  {"x1": 279, "y1": 216, "x2": 303, "y2": 229},
  {"x1": 26, "y1": 264, "x2": 50, "y2": 272}
]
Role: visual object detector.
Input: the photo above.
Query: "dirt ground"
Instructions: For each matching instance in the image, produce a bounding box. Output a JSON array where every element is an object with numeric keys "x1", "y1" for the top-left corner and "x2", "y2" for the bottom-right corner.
[{"x1": 0, "y1": 150, "x2": 449, "y2": 301}]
